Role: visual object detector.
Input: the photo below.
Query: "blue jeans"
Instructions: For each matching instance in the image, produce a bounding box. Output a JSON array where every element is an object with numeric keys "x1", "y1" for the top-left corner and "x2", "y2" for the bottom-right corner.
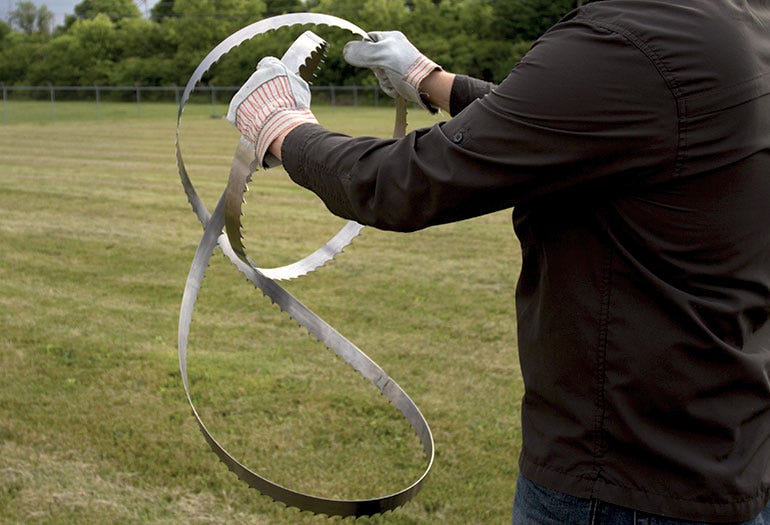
[{"x1": 513, "y1": 475, "x2": 770, "y2": 525}]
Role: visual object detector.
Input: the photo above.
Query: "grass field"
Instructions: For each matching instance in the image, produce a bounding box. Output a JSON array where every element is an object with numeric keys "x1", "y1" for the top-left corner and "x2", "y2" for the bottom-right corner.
[{"x1": 0, "y1": 103, "x2": 523, "y2": 524}]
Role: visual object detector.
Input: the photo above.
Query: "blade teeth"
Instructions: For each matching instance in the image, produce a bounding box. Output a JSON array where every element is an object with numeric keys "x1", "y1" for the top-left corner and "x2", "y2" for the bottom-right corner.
[
  {"x1": 182, "y1": 18, "x2": 428, "y2": 518},
  {"x1": 299, "y1": 40, "x2": 328, "y2": 84}
]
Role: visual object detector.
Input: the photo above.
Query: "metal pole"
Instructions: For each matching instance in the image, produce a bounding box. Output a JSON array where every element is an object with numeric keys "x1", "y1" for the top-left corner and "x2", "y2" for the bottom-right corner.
[
  {"x1": 210, "y1": 84, "x2": 216, "y2": 118},
  {"x1": 49, "y1": 83, "x2": 55, "y2": 121},
  {"x1": 95, "y1": 84, "x2": 100, "y2": 119},
  {"x1": 353, "y1": 85, "x2": 358, "y2": 108},
  {"x1": 135, "y1": 84, "x2": 141, "y2": 118},
  {"x1": 1, "y1": 83, "x2": 6, "y2": 125},
  {"x1": 374, "y1": 86, "x2": 379, "y2": 108},
  {"x1": 330, "y1": 84, "x2": 335, "y2": 107},
  {"x1": 174, "y1": 85, "x2": 180, "y2": 107}
]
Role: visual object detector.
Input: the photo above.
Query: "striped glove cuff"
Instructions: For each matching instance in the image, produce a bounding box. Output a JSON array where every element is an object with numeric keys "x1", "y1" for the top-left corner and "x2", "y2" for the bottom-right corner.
[
  {"x1": 404, "y1": 54, "x2": 441, "y2": 113},
  {"x1": 404, "y1": 54, "x2": 441, "y2": 92},
  {"x1": 227, "y1": 57, "x2": 318, "y2": 167},
  {"x1": 230, "y1": 64, "x2": 317, "y2": 166}
]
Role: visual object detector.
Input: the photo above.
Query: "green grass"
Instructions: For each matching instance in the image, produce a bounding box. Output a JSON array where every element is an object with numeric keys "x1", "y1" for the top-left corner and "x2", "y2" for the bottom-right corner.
[
  {"x1": 0, "y1": 104, "x2": 523, "y2": 524},
  {"x1": 1, "y1": 99, "x2": 185, "y2": 124}
]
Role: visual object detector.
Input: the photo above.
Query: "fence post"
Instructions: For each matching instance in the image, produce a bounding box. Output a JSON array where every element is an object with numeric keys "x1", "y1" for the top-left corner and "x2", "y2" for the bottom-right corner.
[
  {"x1": 174, "y1": 85, "x2": 180, "y2": 107},
  {"x1": 1, "y1": 83, "x2": 6, "y2": 125},
  {"x1": 329, "y1": 84, "x2": 335, "y2": 107},
  {"x1": 353, "y1": 85, "x2": 358, "y2": 108},
  {"x1": 374, "y1": 86, "x2": 379, "y2": 108},
  {"x1": 210, "y1": 84, "x2": 217, "y2": 118},
  {"x1": 94, "y1": 84, "x2": 100, "y2": 119},
  {"x1": 135, "y1": 83, "x2": 142, "y2": 118},
  {"x1": 48, "y1": 82, "x2": 56, "y2": 121}
]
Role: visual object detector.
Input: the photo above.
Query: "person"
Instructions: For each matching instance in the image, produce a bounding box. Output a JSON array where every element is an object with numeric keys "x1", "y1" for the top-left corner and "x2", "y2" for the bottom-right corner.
[{"x1": 226, "y1": 0, "x2": 770, "y2": 523}]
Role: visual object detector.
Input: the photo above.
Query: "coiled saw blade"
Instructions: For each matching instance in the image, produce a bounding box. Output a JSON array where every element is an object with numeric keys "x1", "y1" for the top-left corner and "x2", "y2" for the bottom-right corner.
[{"x1": 175, "y1": 13, "x2": 433, "y2": 518}]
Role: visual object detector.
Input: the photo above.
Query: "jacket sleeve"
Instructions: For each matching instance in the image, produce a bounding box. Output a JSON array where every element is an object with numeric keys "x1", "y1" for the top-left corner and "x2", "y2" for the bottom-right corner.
[
  {"x1": 449, "y1": 74, "x2": 496, "y2": 116},
  {"x1": 282, "y1": 16, "x2": 679, "y2": 233}
]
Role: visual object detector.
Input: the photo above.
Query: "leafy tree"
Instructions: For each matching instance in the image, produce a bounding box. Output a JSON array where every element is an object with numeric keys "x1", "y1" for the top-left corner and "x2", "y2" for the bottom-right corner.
[
  {"x1": 64, "y1": 0, "x2": 141, "y2": 27},
  {"x1": 311, "y1": 0, "x2": 407, "y2": 31},
  {"x1": 9, "y1": 1, "x2": 36, "y2": 34},
  {"x1": 0, "y1": 0, "x2": 578, "y2": 88},
  {"x1": 158, "y1": 0, "x2": 267, "y2": 85},
  {"x1": 109, "y1": 54, "x2": 176, "y2": 85},
  {"x1": 400, "y1": 0, "x2": 513, "y2": 81},
  {"x1": 0, "y1": 20, "x2": 12, "y2": 42},
  {"x1": 26, "y1": 14, "x2": 118, "y2": 84},
  {"x1": 35, "y1": 6, "x2": 54, "y2": 34},
  {"x1": 491, "y1": 0, "x2": 575, "y2": 42},
  {"x1": 0, "y1": 32, "x2": 46, "y2": 83},
  {"x1": 115, "y1": 16, "x2": 170, "y2": 60},
  {"x1": 8, "y1": 1, "x2": 51, "y2": 34},
  {"x1": 150, "y1": 0, "x2": 175, "y2": 23},
  {"x1": 165, "y1": 0, "x2": 266, "y2": 56},
  {"x1": 265, "y1": 0, "x2": 304, "y2": 16}
]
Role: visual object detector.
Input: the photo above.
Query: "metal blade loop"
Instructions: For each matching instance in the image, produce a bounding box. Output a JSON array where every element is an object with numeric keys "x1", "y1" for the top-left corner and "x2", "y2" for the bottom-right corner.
[{"x1": 176, "y1": 13, "x2": 433, "y2": 518}]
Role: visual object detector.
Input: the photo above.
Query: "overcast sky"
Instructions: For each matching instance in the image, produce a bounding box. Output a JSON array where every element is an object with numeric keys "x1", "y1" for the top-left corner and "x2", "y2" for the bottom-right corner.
[{"x1": 3, "y1": 0, "x2": 159, "y2": 26}]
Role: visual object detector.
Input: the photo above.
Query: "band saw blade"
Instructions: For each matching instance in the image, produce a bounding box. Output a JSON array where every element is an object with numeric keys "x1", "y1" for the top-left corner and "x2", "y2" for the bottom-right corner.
[
  {"x1": 175, "y1": 13, "x2": 433, "y2": 518},
  {"x1": 224, "y1": 30, "x2": 330, "y2": 269}
]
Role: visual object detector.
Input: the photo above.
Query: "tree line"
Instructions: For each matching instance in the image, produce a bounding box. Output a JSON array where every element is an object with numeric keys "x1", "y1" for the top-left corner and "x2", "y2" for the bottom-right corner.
[{"x1": 0, "y1": 0, "x2": 579, "y2": 89}]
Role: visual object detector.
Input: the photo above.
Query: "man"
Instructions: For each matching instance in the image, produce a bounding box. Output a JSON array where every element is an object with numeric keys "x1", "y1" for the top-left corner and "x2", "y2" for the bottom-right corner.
[{"x1": 227, "y1": 0, "x2": 770, "y2": 523}]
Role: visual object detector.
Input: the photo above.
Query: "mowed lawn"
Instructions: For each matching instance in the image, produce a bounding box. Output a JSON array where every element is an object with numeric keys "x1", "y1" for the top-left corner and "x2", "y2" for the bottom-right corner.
[{"x1": 0, "y1": 103, "x2": 523, "y2": 524}]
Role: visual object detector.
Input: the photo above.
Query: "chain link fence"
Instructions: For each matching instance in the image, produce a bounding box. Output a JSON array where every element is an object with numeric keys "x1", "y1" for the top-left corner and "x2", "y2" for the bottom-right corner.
[{"x1": 0, "y1": 84, "x2": 393, "y2": 124}]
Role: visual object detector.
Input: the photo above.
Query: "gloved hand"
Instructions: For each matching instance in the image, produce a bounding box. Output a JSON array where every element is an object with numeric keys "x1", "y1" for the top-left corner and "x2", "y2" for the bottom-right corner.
[
  {"x1": 226, "y1": 56, "x2": 318, "y2": 166},
  {"x1": 343, "y1": 31, "x2": 441, "y2": 113}
]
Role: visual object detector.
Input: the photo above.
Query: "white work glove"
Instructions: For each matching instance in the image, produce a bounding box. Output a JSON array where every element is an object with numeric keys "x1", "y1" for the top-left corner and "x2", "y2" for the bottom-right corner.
[
  {"x1": 343, "y1": 31, "x2": 441, "y2": 113},
  {"x1": 226, "y1": 56, "x2": 318, "y2": 166}
]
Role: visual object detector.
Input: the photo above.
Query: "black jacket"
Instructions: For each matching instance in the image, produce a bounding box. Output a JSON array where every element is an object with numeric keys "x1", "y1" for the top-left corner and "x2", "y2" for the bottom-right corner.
[{"x1": 283, "y1": 0, "x2": 770, "y2": 520}]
